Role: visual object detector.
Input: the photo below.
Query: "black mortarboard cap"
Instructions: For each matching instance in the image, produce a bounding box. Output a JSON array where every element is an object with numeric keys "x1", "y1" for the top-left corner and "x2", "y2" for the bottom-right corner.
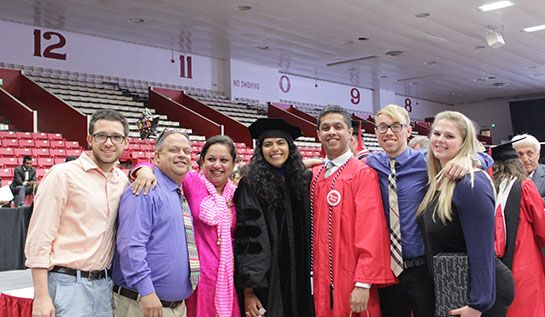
[
  {"x1": 249, "y1": 118, "x2": 302, "y2": 141},
  {"x1": 491, "y1": 138, "x2": 525, "y2": 162},
  {"x1": 351, "y1": 120, "x2": 363, "y2": 136}
]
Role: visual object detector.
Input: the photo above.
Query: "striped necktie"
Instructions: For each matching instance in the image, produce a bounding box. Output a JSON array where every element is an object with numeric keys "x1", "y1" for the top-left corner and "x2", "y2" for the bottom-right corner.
[
  {"x1": 388, "y1": 160, "x2": 403, "y2": 276},
  {"x1": 178, "y1": 188, "x2": 200, "y2": 289},
  {"x1": 324, "y1": 161, "x2": 336, "y2": 179}
]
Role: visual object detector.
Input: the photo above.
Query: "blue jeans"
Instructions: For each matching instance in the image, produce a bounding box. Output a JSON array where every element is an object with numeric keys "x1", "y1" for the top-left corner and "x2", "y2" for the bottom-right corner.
[{"x1": 48, "y1": 271, "x2": 113, "y2": 317}]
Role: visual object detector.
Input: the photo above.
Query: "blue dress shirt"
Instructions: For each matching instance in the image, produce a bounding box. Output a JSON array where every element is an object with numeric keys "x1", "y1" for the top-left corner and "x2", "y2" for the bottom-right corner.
[{"x1": 366, "y1": 148, "x2": 493, "y2": 259}]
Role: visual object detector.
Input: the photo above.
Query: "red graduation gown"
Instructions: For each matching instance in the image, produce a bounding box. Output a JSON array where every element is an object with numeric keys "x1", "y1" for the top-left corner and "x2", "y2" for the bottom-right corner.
[
  {"x1": 506, "y1": 180, "x2": 545, "y2": 317},
  {"x1": 311, "y1": 158, "x2": 396, "y2": 317}
]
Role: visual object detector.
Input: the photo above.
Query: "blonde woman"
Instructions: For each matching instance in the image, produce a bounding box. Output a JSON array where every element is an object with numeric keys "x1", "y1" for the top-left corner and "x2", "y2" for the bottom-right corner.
[{"x1": 416, "y1": 111, "x2": 514, "y2": 317}]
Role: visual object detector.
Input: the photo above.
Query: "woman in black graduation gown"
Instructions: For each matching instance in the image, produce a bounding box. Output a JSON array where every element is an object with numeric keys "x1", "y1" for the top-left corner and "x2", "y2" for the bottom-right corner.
[{"x1": 234, "y1": 118, "x2": 314, "y2": 317}]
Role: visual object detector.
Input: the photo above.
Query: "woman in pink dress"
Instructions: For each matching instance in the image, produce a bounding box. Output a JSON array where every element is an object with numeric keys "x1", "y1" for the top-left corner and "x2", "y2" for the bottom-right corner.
[{"x1": 183, "y1": 135, "x2": 239, "y2": 317}]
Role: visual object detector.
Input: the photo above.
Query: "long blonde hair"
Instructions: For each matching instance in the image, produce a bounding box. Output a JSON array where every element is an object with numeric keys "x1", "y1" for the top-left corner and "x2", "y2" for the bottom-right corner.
[{"x1": 416, "y1": 111, "x2": 491, "y2": 224}]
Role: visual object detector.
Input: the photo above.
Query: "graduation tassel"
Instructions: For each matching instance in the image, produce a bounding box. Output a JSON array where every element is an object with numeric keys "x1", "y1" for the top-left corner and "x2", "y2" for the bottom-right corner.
[{"x1": 330, "y1": 283, "x2": 334, "y2": 309}]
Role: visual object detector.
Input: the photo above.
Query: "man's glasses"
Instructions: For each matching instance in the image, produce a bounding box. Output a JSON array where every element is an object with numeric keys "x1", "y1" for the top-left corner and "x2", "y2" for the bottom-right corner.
[
  {"x1": 92, "y1": 133, "x2": 126, "y2": 144},
  {"x1": 375, "y1": 123, "x2": 409, "y2": 134},
  {"x1": 156, "y1": 128, "x2": 190, "y2": 144}
]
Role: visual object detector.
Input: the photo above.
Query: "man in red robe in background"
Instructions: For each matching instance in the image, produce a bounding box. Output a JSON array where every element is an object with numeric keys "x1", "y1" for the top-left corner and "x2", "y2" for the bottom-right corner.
[
  {"x1": 310, "y1": 105, "x2": 396, "y2": 317},
  {"x1": 492, "y1": 141, "x2": 545, "y2": 317}
]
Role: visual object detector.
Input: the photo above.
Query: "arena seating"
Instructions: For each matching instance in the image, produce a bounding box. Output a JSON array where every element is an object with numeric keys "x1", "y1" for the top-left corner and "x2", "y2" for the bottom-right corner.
[{"x1": 0, "y1": 65, "x2": 332, "y2": 182}]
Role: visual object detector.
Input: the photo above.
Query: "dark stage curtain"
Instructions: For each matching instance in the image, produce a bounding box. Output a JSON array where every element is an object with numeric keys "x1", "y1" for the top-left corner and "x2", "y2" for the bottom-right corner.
[
  {"x1": 0, "y1": 206, "x2": 32, "y2": 272},
  {"x1": 509, "y1": 99, "x2": 545, "y2": 142}
]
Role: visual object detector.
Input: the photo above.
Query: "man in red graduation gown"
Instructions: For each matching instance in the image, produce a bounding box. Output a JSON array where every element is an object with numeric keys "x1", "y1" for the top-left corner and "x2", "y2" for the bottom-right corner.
[
  {"x1": 310, "y1": 105, "x2": 396, "y2": 317},
  {"x1": 492, "y1": 142, "x2": 545, "y2": 317}
]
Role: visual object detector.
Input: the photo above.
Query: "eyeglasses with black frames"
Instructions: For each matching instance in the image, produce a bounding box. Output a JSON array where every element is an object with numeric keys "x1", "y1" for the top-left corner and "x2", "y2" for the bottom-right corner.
[
  {"x1": 375, "y1": 123, "x2": 409, "y2": 134},
  {"x1": 92, "y1": 133, "x2": 126, "y2": 144}
]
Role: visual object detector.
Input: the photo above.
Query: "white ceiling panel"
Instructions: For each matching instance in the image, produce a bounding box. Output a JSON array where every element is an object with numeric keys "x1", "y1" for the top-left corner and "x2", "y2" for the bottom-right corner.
[{"x1": 1, "y1": 0, "x2": 545, "y2": 104}]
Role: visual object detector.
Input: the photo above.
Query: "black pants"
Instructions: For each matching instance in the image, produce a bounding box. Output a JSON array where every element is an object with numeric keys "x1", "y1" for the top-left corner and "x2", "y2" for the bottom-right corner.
[
  {"x1": 483, "y1": 258, "x2": 515, "y2": 317},
  {"x1": 379, "y1": 264, "x2": 435, "y2": 317}
]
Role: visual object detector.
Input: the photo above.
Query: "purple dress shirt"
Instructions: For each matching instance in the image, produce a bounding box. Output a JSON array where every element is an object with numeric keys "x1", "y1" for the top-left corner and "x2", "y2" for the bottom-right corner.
[{"x1": 112, "y1": 167, "x2": 194, "y2": 301}]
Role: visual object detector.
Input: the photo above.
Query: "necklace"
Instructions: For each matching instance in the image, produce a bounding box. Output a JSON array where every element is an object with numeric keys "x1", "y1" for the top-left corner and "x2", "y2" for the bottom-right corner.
[{"x1": 309, "y1": 157, "x2": 352, "y2": 310}]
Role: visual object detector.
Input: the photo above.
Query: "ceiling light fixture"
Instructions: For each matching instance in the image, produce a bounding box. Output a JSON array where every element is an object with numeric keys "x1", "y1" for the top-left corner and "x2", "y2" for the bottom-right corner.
[
  {"x1": 326, "y1": 55, "x2": 378, "y2": 67},
  {"x1": 385, "y1": 50, "x2": 405, "y2": 57},
  {"x1": 128, "y1": 18, "x2": 144, "y2": 23},
  {"x1": 396, "y1": 74, "x2": 442, "y2": 82},
  {"x1": 523, "y1": 24, "x2": 545, "y2": 32},
  {"x1": 234, "y1": 5, "x2": 252, "y2": 12},
  {"x1": 493, "y1": 82, "x2": 509, "y2": 87},
  {"x1": 415, "y1": 13, "x2": 430, "y2": 18},
  {"x1": 476, "y1": 1, "x2": 514, "y2": 12}
]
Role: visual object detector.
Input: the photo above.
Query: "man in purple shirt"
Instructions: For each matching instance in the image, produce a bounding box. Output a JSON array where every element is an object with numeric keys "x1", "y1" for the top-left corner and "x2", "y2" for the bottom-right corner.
[{"x1": 112, "y1": 130, "x2": 195, "y2": 317}]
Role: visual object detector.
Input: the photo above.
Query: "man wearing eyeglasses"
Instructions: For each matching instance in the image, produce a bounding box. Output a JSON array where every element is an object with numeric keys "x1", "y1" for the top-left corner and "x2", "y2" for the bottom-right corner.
[
  {"x1": 366, "y1": 104, "x2": 492, "y2": 317},
  {"x1": 25, "y1": 110, "x2": 131, "y2": 317}
]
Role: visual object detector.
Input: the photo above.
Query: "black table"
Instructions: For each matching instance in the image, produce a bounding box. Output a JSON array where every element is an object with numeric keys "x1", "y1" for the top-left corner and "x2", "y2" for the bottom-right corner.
[{"x1": 0, "y1": 206, "x2": 32, "y2": 271}]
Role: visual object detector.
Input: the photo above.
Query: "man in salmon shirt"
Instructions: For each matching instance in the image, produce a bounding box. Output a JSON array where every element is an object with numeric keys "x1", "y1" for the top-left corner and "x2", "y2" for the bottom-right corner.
[{"x1": 25, "y1": 110, "x2": 131, "y2": 317}]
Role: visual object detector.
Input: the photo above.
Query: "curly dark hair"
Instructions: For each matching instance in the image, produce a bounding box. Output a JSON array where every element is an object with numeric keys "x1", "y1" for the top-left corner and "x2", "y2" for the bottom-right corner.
[
  {"x1": 245, "y1": 138, "x2": 308, "y2": 212},
  {"x1": 492, "y1": 158, "x2": 527, "y2": 191}
]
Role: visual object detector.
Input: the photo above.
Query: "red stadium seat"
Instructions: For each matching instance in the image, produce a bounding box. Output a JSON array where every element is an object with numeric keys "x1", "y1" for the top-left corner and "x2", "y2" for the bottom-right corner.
[
  {"x1": 50, "y1": 140, "x2": 66, "y2": 148},
  {"x1": 0, "y1": 131, "x2": 16, "y2": 139},
  {"x1": 32, "y1": 132, "x2": 49, "y2": 140},
  {"x1": 54, "y1": 158, "x2": 65, "y2": 165},
  {"x1": 36, "y1": 168, "x2": 49, "y2": 180},
  {"x1": 0, "y1": 158, "x2": 19, "y2": 169},
  {"x1": 14, "y1": 148, "x2": 32, "y2": 156},
  {"x1": 119, "y1": 151, "x2": 130, "y2": 162},
  {"x1": 3, "y1": 138, "x2": 18, "y2": 147},
  {"x1": 37, "y1": 158, "x2": 54, "y2": 168},
  {"x1": 32, "y1": 148, "x2": 51, "y2": 157},
  {"x1": 131, "y1": 151, "x2": 152, "y2": 166},
  {"x1": 0, "y1": 148, "x2": 14, "y2": 157},
  {"x1": 65, "y1": 141, "x2": 80, "y2": 149},
  {"x1": 48, "y1": 133, "x2": 63, "y2": 140},
  {"x1": 50, "y1": 149, "x2": 67, "y2": 158},
  {"x1": 0, "y1": 168, "x2": 13, "y2": 179},
  {"x1": 18, "y1": 139, "x2": 35, "y2": 148},
  {"x1": 128, "y1": 144, "x2": 141, "y2": 151},
  {"x1": 66, "y1": 149, "x2": 82, "y2": 157},
  {"x1": 15, "y1": 132, "x2": 33, "y2": 139},
  {"x1": 35, "y1": 140, "x2": 51, "y2": 148}
]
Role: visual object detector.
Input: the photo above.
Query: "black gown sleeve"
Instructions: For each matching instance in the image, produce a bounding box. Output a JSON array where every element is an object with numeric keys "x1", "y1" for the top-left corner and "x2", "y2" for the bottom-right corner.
[{"x1": 233, "y1": 177, "x2": 272, "y2": 290}]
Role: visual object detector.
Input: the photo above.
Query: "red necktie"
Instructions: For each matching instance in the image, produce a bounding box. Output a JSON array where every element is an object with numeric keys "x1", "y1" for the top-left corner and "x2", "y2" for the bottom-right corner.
[{"x1": 494, "y1": 203, "x2": 506, "y2": 258}]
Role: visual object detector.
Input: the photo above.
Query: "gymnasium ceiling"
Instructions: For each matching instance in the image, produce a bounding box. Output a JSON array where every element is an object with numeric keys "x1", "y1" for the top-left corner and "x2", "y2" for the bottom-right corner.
[{"x1": 2, "y1": 0, "x2": 545, "y2": 105}]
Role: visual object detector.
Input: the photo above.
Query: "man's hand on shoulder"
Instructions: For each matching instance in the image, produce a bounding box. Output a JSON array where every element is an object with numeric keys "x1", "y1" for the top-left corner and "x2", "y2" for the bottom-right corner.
[
  {"x1": 349, "y1": 286, "x2": 369, "y2": 313},
  {"x1": 131, "y1": 165, "x2": 157, "y2": 196},
  {"x1": 140, "y1": 292, "x2": 163, "y2": 317},
  {"x1": 444, "y1": 156, "x2": 472, "y2": 180}
]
